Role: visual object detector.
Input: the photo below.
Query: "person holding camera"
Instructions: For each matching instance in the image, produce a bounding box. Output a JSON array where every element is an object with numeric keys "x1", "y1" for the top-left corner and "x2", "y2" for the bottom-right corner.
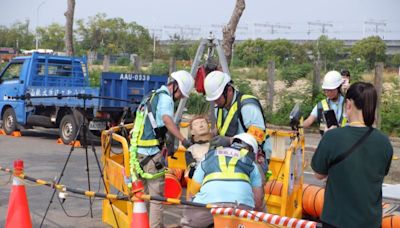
[
  {"x1": 303, "y1": 71, "x2": 347, "y2": 135},
  {"x1": 311, "y1": 82, "x2": 393, "y2": 228}
]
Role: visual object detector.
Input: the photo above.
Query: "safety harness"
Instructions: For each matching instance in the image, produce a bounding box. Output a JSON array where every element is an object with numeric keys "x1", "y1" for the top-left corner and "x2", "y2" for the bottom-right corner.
[
  {"x1": 217, "y1": 92, "x2": 268, "y2": 145},
  {"x1": 129, "y1": 90, "x2": 169, "y2": 180}
]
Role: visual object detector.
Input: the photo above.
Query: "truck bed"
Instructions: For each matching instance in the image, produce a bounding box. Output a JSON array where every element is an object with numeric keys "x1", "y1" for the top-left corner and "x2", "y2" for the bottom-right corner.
[{"x1": 99, "y1": 72, "x2": 168, "y2": 110}]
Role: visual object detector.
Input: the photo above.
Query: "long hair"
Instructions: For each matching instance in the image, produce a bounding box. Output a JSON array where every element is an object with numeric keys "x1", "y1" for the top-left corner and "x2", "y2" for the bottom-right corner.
[{"x1": 345, "y1": 82, "x2": 377, "y2": 126}]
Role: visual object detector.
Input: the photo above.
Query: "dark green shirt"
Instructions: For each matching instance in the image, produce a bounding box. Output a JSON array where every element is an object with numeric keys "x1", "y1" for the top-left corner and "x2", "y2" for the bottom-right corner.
[{"x1": 311, "y1": 126, "x2": 393, "y2": 228}]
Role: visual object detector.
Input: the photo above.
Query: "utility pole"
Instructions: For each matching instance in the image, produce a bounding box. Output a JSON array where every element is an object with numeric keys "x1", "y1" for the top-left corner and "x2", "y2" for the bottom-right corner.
[
  {"x1": 149, "y1": 28, "x2": 162, "y2": 59},
  {"x1": 182, "y1": 26, "x2": 201, "y2": 40},
  {"x1": 254, "y1": 23, "x2": 291, "y2": 35},
  {"x1": 308, "y1": 21, "x2": 333, "y2": 64},
  {"x1": 364, "y1": 20, "x2": 386, "y2": 38},
  {"x1": 307, "y1": 21, "x2": 333, "y2": 35},
  {"x1": 36, "y1": 1, "x2": 46, "y2": 50},
  {"x1": 163, "y1": 25, "x2": 184, "y2": 39}
]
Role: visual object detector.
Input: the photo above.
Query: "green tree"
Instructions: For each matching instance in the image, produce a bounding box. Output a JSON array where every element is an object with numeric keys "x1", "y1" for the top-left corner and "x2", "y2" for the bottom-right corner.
[
  {"x1": 169, "y1": 34, "x2": 191, "y2": 60},
  {"x1": 75, "y1": 13, "x2": 152, "y2": 58},
  {"x1": 351, "y1": 36, "x2": 386, "y2": 70},
  {"x1": 0, "y1": 20, "x2": 34, "y2": 50},
  {"x1": 264, "y1": 39, "x2": 294, "y2": 67},
  {"x1": 314, "y1": 35, "x2": 345, "y2": 70},
  {"x1": 388, "y1": 54, "x2": 400, "y2": 67},
  {"x1": 36, "y1": 23, "x2": 65, "y2": 51},
  {"x1": 234, "y1": 39, "x2": 266, "y2": 66}
]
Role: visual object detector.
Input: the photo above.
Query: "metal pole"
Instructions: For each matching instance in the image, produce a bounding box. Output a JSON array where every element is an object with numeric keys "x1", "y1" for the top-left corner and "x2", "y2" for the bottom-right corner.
[
  {"x1": 153, "y1": 31, "x2": 156, "y2": 60},
  {"x1": 214, "y1": 39, "x2": 230, "y2": 74},
  {"x1": 267, "y1": 61, "x2": 275, "y2": 114},
  {"x1": 173, "y1": 39, "x2": 207, "y2": 123},
  {"x1": 36, "y1": 1, "x2": 45, "y2": 50}
]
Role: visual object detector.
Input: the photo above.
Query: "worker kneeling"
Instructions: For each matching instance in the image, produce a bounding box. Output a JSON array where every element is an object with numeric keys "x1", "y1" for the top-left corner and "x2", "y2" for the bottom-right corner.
[{"x1": 181, "y1": 133, "x2": 264, "y2": 228}]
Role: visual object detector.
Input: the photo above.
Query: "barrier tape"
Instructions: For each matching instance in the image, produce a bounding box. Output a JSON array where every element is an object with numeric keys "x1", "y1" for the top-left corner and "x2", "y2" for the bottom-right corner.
[
  {"x1": 1, "y1": 165, "x2": 321, "y2": 228},
  {"x1": 211, "y1": 207, "x2": 319, "y2": 228},
  {"x1": 0, "y1": 166, "x2": 128, "y2": 201}
]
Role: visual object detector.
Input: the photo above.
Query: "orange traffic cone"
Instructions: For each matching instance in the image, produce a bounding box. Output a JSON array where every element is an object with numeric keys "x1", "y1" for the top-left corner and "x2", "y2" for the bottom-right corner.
[
  {"x1": 56, "y1": 138, "x2": 64, "y2": 144},
  {"x1": 6, "y1": 160, "x2": 32, "y2": 228},
  {"x1": 131, "y1": 180, "x2": 149, "y2": 228},
  {"x1": 0, "y1": 129, "x2": 6, "y2": 135},
  {"x1": 70, "y1": 140, "x2": 81, "y2": 147},
  {"x1": 11, "y1": 131, "x2": 22, "y2": 137}
]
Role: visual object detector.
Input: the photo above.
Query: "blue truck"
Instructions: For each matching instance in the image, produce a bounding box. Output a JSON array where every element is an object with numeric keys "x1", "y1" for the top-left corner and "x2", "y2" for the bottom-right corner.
[{"x1": 0, "y1": 53, "x2": 168, "y2": 144}]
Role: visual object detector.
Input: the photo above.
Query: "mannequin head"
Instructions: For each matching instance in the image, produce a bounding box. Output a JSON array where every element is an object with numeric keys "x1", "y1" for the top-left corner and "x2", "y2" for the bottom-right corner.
[{"x1": 189, "y1": 115, "x2": 211, "y2": 142}]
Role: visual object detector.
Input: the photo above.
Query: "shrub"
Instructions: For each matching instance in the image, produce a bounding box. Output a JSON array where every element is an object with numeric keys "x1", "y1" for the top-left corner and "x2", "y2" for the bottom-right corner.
[
  {"x1": 116, "y1": 57, "x2": 131, "y2": 66},
  {"x1": 280, "y1": 63, "x2": 313, "y2": 86},
  {"x1": 89, "y1": 68, "x2": 101, "y2": 87},
  {"x1": 186, "y1": 92, "x2": 209, "y2": 115},
  {"x1": 381, "y1": 82, "x2": 400, "y2": 136},
  {"x1": 149, "y1": 62, "x2": 169, "y2": 75},
  {"x1": 234, "y1": 80, "x2": 254, "y2": 96},
  {"x1": 269, "y1": 93, "x2": 297, "y2": 125}
]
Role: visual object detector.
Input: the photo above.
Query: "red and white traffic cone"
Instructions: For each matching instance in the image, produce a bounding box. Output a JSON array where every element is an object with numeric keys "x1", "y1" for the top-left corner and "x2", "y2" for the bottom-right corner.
[
  {"x1": 131, "y1": 180, "x2": 149, "y2": 228},
  {"x1": 5, "y1": 160, "x2": 32, "y2": 228}
]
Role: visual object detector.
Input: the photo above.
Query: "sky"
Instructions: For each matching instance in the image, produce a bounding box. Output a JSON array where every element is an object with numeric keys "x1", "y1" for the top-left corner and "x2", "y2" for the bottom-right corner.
[{"x1": 1, "y1": 0, "x2": 399, "y2": 40}]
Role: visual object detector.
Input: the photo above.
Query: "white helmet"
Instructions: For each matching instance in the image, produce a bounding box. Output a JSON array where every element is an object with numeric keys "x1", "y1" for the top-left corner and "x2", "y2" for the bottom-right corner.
[
  {"x1": 171, "y1": 70, "x2": 194, "y2": 97},
  {"x1": 322, "y1": 71, "x2": 343, "y2": 90},
  {"x1": 204, "y1": 71, "x2": 231, "y2": 101},
  {"x1": 232, "y1": 133, "x2": 258, "y2": 154}
]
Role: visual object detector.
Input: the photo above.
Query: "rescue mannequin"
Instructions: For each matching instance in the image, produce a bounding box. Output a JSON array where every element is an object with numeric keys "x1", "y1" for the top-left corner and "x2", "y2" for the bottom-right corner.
[
  {"x1": 186, "y1": 116, "x2": 211, "y2": 167},
  {"x1": 183, "y1": 116, "x2": 212, "y2": 201}
]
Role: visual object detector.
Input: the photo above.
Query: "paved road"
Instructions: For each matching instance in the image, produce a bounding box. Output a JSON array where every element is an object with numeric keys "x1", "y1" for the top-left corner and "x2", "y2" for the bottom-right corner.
[{"x1": 0, "y1": 128, "x2": 398, "y2": 227}]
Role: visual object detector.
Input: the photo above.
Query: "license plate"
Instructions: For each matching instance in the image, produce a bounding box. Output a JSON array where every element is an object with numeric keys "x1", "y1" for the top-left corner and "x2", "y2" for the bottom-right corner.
[{"x1": 89, "y1": 121, "x2": 107, "y2": 130}]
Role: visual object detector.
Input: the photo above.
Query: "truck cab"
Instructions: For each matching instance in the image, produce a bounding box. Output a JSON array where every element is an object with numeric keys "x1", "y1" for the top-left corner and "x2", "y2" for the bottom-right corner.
[
  {"x1": 0, "y1": 53, "x2": 168, "y2": 144},
  {"x1": 0, "y1": 53, "x2": 98, "y2": 143}
]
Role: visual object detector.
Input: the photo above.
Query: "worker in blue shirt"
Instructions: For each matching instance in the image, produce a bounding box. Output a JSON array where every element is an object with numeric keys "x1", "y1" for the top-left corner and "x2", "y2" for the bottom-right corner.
[
  {"x1": 181, "y1": 133, "x2": 264, "y2": 228},
  {"x1": 303, "y1": 71, "x2": 347, "y2": 135},
  {"x1": 131, "y1": 70, "x2": 194, "y2": 228},
  {"x1": 203, "y1": 71, "x2": 271, "y2": 174}
]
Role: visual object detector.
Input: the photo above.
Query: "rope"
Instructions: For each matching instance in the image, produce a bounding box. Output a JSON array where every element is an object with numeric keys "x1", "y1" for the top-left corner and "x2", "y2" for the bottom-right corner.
[
  {"x1": 0, "y1": 166, "x2": 129, "y2": 201},
  {"x1": 129, "y1": 108, "x2": 166, "y2": 180}
]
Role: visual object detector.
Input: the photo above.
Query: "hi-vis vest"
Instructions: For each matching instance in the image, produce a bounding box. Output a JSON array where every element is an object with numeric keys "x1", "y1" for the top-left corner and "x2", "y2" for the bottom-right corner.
[
  {"x1": 201, "y1": 147, "x2": 255, "y2": 185},
  {"x1": 317, "y1": 97, "x2": 347, "y2": 132},
  {"x1": 137, "y1": 90, "x2": 169, "y2": 148},
  {"x1": 217, "y1": 93, "x2": 265, "y2": 137}
]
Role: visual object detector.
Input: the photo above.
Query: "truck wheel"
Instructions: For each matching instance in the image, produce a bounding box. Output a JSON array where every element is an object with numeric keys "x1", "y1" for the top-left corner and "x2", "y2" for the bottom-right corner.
[
  {"x1": 59, "y1": 114, "x2": 78, "y2": 144},
  {"x1": 2, "y1": 108, "x2": 18, "y2": 135}
]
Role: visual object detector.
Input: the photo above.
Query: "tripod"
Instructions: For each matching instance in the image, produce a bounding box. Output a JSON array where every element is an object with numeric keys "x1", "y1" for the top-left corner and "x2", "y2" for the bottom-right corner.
[{"x1": 31, "y1": 93, "x2": 134, "y2": 228}]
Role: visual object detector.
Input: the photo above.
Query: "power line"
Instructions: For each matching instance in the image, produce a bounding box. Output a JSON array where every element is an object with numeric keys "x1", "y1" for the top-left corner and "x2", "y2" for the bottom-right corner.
[
  {"x1": 254, "y1": 22, "x2": 291, "y2": 34},
  {"x1": 364, "y1": 20, "x2": 386, "y2": 38},
  {"x1": 307, "y1": 21, "x2": 333, "y2": 35}
]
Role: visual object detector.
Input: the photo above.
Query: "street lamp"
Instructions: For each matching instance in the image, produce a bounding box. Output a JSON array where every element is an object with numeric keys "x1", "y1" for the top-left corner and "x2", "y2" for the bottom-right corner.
[{"x1": 35, "y1": 1, "x2": 45, "y2": 50}]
